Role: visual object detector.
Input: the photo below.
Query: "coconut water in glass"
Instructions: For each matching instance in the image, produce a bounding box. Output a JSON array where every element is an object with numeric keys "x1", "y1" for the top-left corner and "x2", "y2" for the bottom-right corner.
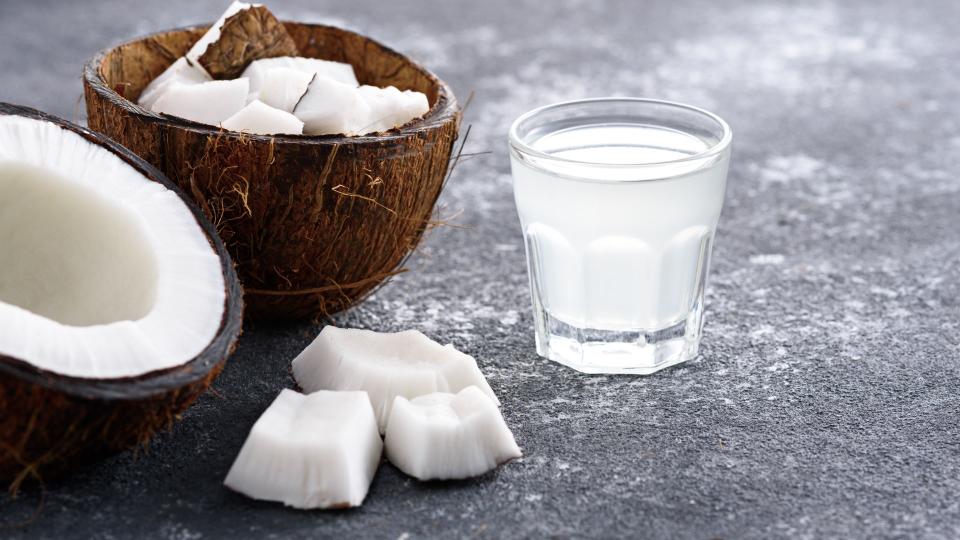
[{"x1": 509, "y1": 98, "x2": 732, "y2": 374}]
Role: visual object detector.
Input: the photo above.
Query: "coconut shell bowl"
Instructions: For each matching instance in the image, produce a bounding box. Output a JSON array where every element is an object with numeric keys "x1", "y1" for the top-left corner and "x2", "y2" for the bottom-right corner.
[{"x1": 84, "y1": 23, "x2": 461, "y2": 320}]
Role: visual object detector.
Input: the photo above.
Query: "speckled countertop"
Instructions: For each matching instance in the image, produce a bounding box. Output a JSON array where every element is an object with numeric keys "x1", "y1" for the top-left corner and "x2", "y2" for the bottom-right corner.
[{"x1": 2, "y1": 0, "x2": 959, "y2": 538}]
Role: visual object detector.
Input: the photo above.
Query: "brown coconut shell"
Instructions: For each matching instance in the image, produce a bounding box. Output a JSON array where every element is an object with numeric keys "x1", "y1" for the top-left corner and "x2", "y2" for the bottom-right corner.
[
  {"x1": 83, "y1": 23, "x2": 462, "y2": 321},
  {"x1": 0, "y1": 103, "x2": 243, "y2": 491},
  {"x1": 198, "y1": 5, "x2": 298, "y2": 80}
]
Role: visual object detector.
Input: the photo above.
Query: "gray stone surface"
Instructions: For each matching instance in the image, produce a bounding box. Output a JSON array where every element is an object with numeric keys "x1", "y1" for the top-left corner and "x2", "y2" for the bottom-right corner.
[{"x1": 2, "y1": 0, "x2": 960, "y2": 538}]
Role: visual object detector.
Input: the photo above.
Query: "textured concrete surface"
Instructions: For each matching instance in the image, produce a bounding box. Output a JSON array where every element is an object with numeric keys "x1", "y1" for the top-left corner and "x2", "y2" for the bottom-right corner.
[{"x1": 2, "y1": 0, "x2": 959, "y2": 538}]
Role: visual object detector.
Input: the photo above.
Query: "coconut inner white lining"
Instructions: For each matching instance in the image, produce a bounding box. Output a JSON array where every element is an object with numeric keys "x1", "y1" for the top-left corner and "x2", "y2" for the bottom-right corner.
[
  {"x1": 0, "y1": 116, "x2": 227, "y2": 379},
  {"x1": 0, "y1": 161, "x2": 159, "y2": 326}
]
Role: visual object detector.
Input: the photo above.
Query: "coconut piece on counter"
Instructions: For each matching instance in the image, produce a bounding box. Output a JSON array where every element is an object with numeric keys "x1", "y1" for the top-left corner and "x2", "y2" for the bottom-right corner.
[
  {"x1": 258, "y1": 67, "x2": 313, "y2": 113},
  {"x1": 197, "y1": 4, "x2": 298, "y2": 80},
  {"x1": 152, "y1": 78, "x2": 249, "y2": 126},
  {"x1": 138, "y1": 57, "x2": 211, "y2": 110},
  {"x1": 384, "y1": 386, "x2": 521, "y2": 481},
  {"x1": 242, "y1": 56, "x2": 358, "y2": 94},
  {"x1": 221, "y1": 100, "x2": 303, "y2": 135},
  {"x1": 293, "y1": 75, "x2": 371, "y2": 135},
  {"x1": 224, "y1": 389, "x2": 382, "y2": 509},
  {"x1": 292, "y1": 326, "x2": 500, "y2": 432}
]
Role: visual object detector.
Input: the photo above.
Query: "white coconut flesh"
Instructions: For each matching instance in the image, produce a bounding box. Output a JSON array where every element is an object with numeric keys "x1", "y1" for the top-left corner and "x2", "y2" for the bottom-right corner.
[
  {"x1": 0, "y1": 115, "x2": 226, "y2": 378},
  {"x1": 152, "y1": 78, "x2": 249, "y2": 126},
  {"x1": 221, "y1": 100, "x2": 303, "y2": 135},
  {"x1": 139, "y1": 1, "x2": 255, "y2": 111},
  {"x1": 224, "y1": 389, "x2": 382, "y2": 509},
  {"x1": 242, "y1": 56, "x2": 359, "y2": 95},
  {"x1": 293, "y1": 75, "x2": 371, "y2": 136},
  {"x1": 356, "y1": 85, "x2": 430, "y2": 134},
  {"x1": 137, "y1": 2, "x2": 428, "y2": 136},
  {"x1": 292, "y1": 326, "x2": 500, "y2": 432},
  {"x1": 258, "y1": 67, "x2": 313, "y2": 113},
  {"x1": 293, "y1": 76, "x2": 431, "y2": 136},
  {"x1": 138, "y1": 57, "x2": 211, "y2": 111},
  {"x1": 384, "y1": 386, "x2": 521, "y2": 481}
]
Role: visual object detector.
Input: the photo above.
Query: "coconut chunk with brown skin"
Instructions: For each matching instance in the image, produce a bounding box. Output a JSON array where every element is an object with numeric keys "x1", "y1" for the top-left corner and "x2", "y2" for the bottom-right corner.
[
  {"x1": 184, "y1": 1, "x2": 256, "y2": 69},
  {"x1": 258, "y1": 67, "x2": 313, "y2": 113},
  {"x1": 138, "y1": 57, "x2": 211, "y2": 110},
  {"x1": 292, "y1": 326, "x2": 500, "y2": 433},
  {"x1": 242, "y1": 56, "x2": 359, "y2": 94},
  {"x1": 221, "y1": 100, "x2": 303, "y2": 135},
  {"x1": 197, "y1": 4, "x2": 298, "y2": 80},
  {"x1": 224, "y1": 389, "x2": 382, "y2": 509},
  {"x1": 152, "y1": 78, "x2": 249, "y2": 126},
  {"x1": 384, "y1": 386, "x2": 521, "y2": 481}
]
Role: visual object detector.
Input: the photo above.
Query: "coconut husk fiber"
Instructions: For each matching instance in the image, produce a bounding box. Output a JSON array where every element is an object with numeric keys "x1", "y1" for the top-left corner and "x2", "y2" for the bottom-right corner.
[
  {"x1": 84, "y1": 23, "x2": 462, "y2": 320},
  {"x1": 0, "y1": 103, "x2": 244, "y2": 491}
]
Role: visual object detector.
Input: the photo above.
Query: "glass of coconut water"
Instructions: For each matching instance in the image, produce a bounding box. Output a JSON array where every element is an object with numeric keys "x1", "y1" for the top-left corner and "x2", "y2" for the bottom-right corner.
[{"x1": 509, "y1": 98, "x2": 732, "y2": 374}]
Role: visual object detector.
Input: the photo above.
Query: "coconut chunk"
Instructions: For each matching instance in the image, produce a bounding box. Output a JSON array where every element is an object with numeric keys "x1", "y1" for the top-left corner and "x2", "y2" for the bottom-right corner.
[
  {"x1": 242, "y1": 56, "x2": 358, "y2": 94},
  {"x1": 293, "y1": 75, "x2": 371, "y2": 136},
  {"x1": 384, "y1": 386, "x2": 521, "y2": 481},
  {"x1": 355, "y1": 85, "x2": 430, "y2": 134},
  {"x1": 185, "y1": 1, "x2": 255, "y2": 68},
  {"x1": 224, "y1": 389, "x2": 382, "y2": 509},
  {"x1": 197, "y1": 5, "x2": 298, "y2": 80},
  {"x1": 400, "y1": 89, "x2": 431, "y2": 121},
  {"x1": 221, "y1": 100, "x2": 303, "y2": 135},
  {"x1": 355, "y1": 85, "x2": 401, "y2": 134},
  {"x1": 292, "y1": 326, "x2": 500, "y2": 432},
  {"x1": 258, "y1": 67, "x2": 313, "y2": 113},
  {"x1": 137, "y1": 57, "x2": 211, "y2": 110},
  {"x1": 152, "y1": 79, "x2": 249, "y2": 126}
]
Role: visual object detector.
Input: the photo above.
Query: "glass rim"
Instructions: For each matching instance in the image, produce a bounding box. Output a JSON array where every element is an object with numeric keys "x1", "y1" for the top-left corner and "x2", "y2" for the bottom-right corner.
[{"x1": 508, "y1": 97, "x2": 733, "y2": 170}]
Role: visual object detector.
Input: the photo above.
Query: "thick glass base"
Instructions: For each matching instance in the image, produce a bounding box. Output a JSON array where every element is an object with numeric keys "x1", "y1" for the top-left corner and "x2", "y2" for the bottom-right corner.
[{"x1": 534, "y1": 307, "x2": 704, "y2": 375}]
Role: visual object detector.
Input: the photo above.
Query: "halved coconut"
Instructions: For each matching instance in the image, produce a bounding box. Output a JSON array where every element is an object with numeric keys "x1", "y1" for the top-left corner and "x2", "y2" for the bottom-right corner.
[
  {"x1": 221, "y1": 100, "x2": 303, "y2": 135},
  {"x1": 85, "y1": 22, "x2": 462, "y2": 321},
  {"x1": 242, "y1": 56, "x2": 358, "y2": 95},
  {"x1": 0, "y1": 103, "x2": 242, "y2": 488},
  {"x1": 152, "y1": 78, "x2": 249, "y2": 126},
  {"x1": 384, "y1": 386, "x2": 521, "y2": 481},
  {"x1": 292, "y1": 326, "x2": 499, "y2": 432},
  {"x1": 224, "y1": 389, "x2": 381, "y2": 509}
]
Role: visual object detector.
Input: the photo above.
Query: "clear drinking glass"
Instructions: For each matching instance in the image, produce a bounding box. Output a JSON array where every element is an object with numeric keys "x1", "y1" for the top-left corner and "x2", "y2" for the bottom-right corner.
[{"x1": 509, "y1": 98, "x2": 732, "y2": 375}]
